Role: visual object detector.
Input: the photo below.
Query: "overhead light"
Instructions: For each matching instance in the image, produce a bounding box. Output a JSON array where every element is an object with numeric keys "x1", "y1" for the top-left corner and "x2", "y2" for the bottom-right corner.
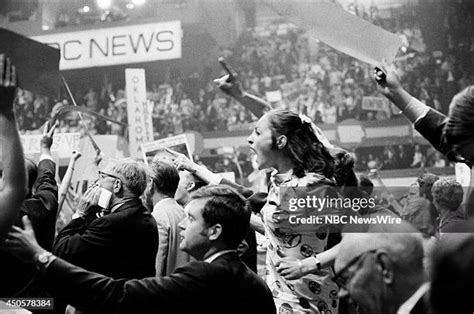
[
  {"x1": 132, "y1": 0, "x2": 146, "y2": 6},
  {"x1": 78, "y1": 5, "x2": 90, "y2": 13},
  {"x1": 126, "y1": 3, "x2": 135, "y2": 9},
  {"x1": 97, "y1": 0, "x2": 112, "y2": 10},
  {"x1": 42, "y1": 25, "x2": 50, "y2": 31}
]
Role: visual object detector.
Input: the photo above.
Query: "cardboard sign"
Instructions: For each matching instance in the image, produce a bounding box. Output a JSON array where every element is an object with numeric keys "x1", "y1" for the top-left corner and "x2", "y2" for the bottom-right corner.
[
  {"x1": 0, "y1": 28, "x2": 60, "y2": 97},
  {"x1": 141, "y1": 134, "x2": 192, "y2": 165},
  {"x1": 126, "y1": 68, "x2": 154, "y2": 158},
  {"x1": 265, "y1": 0, "x2": 402, "y2": 65}
]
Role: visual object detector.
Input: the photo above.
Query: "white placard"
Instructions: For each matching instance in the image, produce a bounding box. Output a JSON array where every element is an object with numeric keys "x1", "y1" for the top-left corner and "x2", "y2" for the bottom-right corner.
[
  {"x1": 21, "y1": 133, "x2": 80, "y2": 158},
  {"x1": 32, "y1": 21, "x2": 182, "y2": 70},
  {"x1": 126, "y1": 68, "x2": 154, "y2": 158},
  {"x1": 141, "y1": 134, "x2": 192, "y2": 165}
]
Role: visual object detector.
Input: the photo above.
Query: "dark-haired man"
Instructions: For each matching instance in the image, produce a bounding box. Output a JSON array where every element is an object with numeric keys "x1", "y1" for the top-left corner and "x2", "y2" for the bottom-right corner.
[{"x1": 6, "y1": 185, "x2": 276, "y2": 314}]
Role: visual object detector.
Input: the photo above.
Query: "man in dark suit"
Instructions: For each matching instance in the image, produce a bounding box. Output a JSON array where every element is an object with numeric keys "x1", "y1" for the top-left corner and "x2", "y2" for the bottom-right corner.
[
  {"x1": 334, "y1": 221, "x2": 429, "y2": 314},
  {"x1": 52, "y1": 158, "x2": 158, "y2": 280},
  {"x1": 0, "y1": 121, "x2": 58, "y2": 297},
  {"x1": 6, "y1": 185, "x2": 276, "y2": 314}
]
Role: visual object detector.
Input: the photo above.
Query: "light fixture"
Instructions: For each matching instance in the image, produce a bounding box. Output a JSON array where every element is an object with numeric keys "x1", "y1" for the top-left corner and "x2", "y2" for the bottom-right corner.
[
  {"x1": 97, "y1": 0, "x2": 112, "y2": 10},
  {"x1": 132, "y1": 0, "x2": 146, "y2": 6},
  {"x1": 83, "y1": 5, "x2": 90, "y2": 13},
  {"x1": 126, "y1": 3, "x2": 135, "y2": 9}
]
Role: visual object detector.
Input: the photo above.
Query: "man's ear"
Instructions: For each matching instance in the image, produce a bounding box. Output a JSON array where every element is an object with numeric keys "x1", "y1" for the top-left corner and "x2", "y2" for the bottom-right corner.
[
  {"x1": 208, "y1": 224, "x2": 223, "y2": 241},
  {"x1": 376, "y1": 251, "x2": 394, "y2": 284},
  {"x1": 276, "y1": 135, "x2": 288, "y2": 150},
  {"x1": 113, "y1": 179, "x2": 122, "y2": 194}
]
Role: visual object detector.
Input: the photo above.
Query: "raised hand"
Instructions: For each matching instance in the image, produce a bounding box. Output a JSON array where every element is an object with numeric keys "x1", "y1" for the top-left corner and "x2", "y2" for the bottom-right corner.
[
  {"x1": 5, "y1": 216, "x2": 46, "y2": 264},
  {"x1": 166, "y1": 148, "x2": 198, "y2": 174},
  {"x1": 0, "y1": 54, "x2": 17, "y2": 114},
  {"x1": 213, "y1": 57, "x2": 244, "y2": 98},
  {"x1": 41, "y1": 120, "x2": 59, "y2": 151},
  {"x1": 374, "y1": 61, "x2": 403, "y2": 96}
]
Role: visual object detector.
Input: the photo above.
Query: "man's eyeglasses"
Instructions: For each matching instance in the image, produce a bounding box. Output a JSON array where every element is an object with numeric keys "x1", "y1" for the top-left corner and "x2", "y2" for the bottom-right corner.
[
  {"x1": 332, "y1": 249, "x2": 378, "y2": 289},
  {"x1": 98, "y1": 171, "x2": 121, "y2": 181}
]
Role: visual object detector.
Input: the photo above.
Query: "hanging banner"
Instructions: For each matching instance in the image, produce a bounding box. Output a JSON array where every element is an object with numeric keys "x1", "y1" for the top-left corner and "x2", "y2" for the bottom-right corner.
[
  {"x1": 126, "y1": 68, "x2": 154, "y2": 158},
  {"x1": 32, "y1": 20, "x2": 182, "y2": 70}
]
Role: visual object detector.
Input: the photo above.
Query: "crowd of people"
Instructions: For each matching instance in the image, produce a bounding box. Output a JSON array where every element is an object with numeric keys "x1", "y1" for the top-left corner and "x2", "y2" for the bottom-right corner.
[
  {"x1": 1, "y1": 1, "x2": 474, "y2": 313},
  {"x1": 1, "y1": 51, "x2": 474, "y2": 313},
  {"x1": 11, "y1": 1, "x2": 472, "y2": 175}
]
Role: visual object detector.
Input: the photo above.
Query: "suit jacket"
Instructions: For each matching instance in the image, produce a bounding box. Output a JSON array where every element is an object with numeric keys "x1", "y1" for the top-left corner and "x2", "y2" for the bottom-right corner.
[
  {"x1": 152, "y1": 198, "x2": 191, "y2": 276},
  {"x1": 53, "y1": 198, "x2": 158, "y2": 280},
  {"x1": 414, "y1": 108, "x2": 449, "y2": 156},
  {"x1": 0, "y1": 159, "x2": 58, "y2": 296},
  {"x1": 43, "y1": 251, "x2": 276, "y2": 314}
]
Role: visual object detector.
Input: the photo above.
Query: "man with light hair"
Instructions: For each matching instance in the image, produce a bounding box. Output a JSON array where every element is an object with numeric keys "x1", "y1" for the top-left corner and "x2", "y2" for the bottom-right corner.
[
  {"x1": 334, "y1": 221, "x2": 429, "y2": 314},
  {"x1": 431, "y1": 177, "x2": 465, "y2": 234},
  {"x1": 53, "y1": 158, "x2": 158, "y2": 278}
]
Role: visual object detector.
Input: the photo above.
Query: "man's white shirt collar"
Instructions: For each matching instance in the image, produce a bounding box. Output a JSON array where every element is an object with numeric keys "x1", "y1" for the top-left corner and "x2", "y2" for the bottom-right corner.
[
  {"x1": 397, "y1": 282, "x2": 430, "y2": 314},
  {"x1": 204, "y1": 250, "x2": 235, "y2": 263}
]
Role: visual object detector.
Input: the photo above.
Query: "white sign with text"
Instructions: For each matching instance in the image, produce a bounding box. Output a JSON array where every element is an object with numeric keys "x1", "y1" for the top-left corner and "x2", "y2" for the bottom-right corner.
[
  {"x1": 126, "y1": 68, "x2": 154, "y2": 158},
  {"x1": 32, "y1": 21, "x2": 182, "y2": 70}
]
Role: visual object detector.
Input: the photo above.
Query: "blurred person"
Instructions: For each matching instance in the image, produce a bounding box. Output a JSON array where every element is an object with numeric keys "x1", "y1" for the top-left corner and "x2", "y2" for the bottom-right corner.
[
  {"x1": 6, "y1": 185, "x2": 276, "y2": 314},
  {"x1": 358, "y1": 175, "x2": 374, "y2": 197},
  {"x1": 430, "y1": 226, "x2": 474, "y2": 314},
  {"x1": 0, "y1": 54, "x2": 26, "y2": 240},
  {"x1": 0, "y1": 121, "x2": 59, "y2": 297},
  {"x1": 410, "y1": 144, "x2": 425, "y2": 168},
  {"x1": 403, "y1": 174, "x2": 439, "y2": 237},
  {"x1": 431, "y1": 177, "x2": 465, "y2": 234},
  {"x1": 334, "y1": 221, "x2": 429, "y2": 314},
  {"x1": 147, "y1": 160, "x2": 191, "y2": 276}
]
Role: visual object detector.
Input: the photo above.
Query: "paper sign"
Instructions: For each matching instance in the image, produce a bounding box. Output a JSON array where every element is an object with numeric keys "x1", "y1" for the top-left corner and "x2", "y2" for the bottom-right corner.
[
  {"x1": 21, "y1": 133, "x2": 80, "y2": 159},
  {"x1": 0, "y1": 28, "x2": 60, "y2": 97},
  {"x1": 141, "y1": 134, "x2": 192, "y2": 165},
  {"x1": 264, "y1": 0, "x2": 402, "y2": 65}
]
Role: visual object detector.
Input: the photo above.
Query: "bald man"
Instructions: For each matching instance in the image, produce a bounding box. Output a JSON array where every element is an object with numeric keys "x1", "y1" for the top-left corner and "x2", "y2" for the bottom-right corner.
[{"x1": 334, "y1": 220, "x2": 430, "y2": 314}]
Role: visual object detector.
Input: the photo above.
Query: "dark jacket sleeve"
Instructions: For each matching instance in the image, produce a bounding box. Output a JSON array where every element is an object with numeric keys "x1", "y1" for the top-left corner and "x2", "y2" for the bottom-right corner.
[
  {"x1": 52, "y1": 212, "x2": 114, "y2": 261},
  {"x1": 33, "y1": 159, "x2": 58, "y2": 213},
  {"x1": 20, "y1": 159, "x2": 58, "y2": 250},
  {"x1": 44, "y1": 258, "x2": 209, "y2": 314},
  {"x1": 414, "y1": 108, "x2": 450, "y2": 155}
]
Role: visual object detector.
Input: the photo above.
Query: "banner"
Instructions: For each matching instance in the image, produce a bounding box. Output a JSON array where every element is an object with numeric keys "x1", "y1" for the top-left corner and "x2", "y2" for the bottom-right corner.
[
  {"x1": 21, "y1": 133, "x2": 80, "y2": 159},
  {"x1": 141, "y1": 134, "x2": 192, "y2": 165},
  {"x1": 126, "y1": 68, "x2": 154, "y2": 158},
  {"x1": 32, "y1": 21, "x2": 182, "y2": 70}
]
